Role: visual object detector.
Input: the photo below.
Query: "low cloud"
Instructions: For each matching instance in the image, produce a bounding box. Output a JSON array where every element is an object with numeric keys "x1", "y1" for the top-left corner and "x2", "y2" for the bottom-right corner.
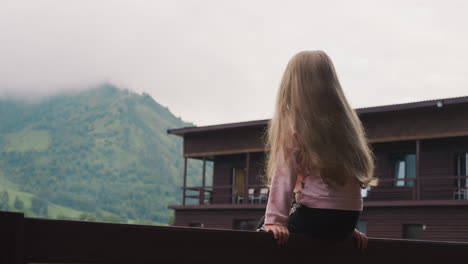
[{"x1": 1, "y1": 0, "x2": 468, "y2": 125}]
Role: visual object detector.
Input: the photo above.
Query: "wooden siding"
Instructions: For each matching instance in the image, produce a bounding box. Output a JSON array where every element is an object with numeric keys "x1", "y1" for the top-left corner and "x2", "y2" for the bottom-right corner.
[
  {"x1": 184, "y1": 125, "x2": 265, "y2": 157},
  {"x1": 173, "y1": 206, "x2": 468, "y2": 242},
  {"x1": 174, "y1": 209, "x2": 264, "y2": 229},
  {"x1": 361, "y1": 206, "x2": 468, "y2": 242},
  {"x1": 182, "y1": 104, "x2": 468, "y2": 157},
  {"x1": 361, "y1": 103, "x2": 468, "y2": 142}
]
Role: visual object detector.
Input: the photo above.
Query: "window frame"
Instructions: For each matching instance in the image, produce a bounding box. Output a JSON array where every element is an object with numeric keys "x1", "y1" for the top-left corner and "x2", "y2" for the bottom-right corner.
[
  {"x1": 189, "y1": 222, "x2": 204, "y2": 228},
  {"x1": 402, "y1": 224, "x2": 425, "y2": 240},
  {"x1": 391, "y1": 153, "x2": 416, "y2": 187},
  {"x1": 233, "y1": 218, "x2": 258, "y2": 230},
  {"x1": 356, "y1": 220, "x2": 367, "y2": 234}
]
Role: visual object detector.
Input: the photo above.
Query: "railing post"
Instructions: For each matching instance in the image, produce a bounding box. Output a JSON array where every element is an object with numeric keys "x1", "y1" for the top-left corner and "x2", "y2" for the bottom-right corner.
[
  {"x1": 201, "y1": 157, "x2": 206, "y2": 204},
  {"x1": 183, "y1": 157, "x2": 188, "y2": 206},
  {"x1": 0, "y1": 211, "x2": 24, "y2": 264},
  {"x1": 244, "y1": 152, "x2": 250, "y2": 203},
  {"x1": 416, "y1": 139, "x2": 421, "y2": 200}
]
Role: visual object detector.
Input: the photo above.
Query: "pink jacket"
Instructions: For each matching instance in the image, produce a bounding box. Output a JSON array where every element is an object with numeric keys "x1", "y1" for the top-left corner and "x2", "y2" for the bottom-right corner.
[{"x1": 264, "y1": 123, "x2": 363, "y2": 227}]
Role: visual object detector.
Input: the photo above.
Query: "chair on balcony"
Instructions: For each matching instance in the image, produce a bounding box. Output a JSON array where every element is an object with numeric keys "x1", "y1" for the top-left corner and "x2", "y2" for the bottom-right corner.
[
  {"x1": 248, "y1": 188, "x2": 255, "y2": 204},
  {"x1": 236, "y1": 194, "x2": 244, "y2": 204},
  {"x1": 233, "y1": 185, "x2": 244, "y2": 204},
  {"x1": 257, "y1": 187, "x2": 269, "y2": 204},
  {"x1": 203, "y1": 189, "x2": 213, "y2": 204},
  {"x1": 453, "y1": 176, "x2": 468, "y2": 200},
  {"x1": 454, "y1": 188, "x2": 468, "y2": 200}
]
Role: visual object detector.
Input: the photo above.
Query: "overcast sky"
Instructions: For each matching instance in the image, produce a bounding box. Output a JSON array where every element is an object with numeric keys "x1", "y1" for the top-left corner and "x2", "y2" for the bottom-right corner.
[{"x1": 1, "y1": 0, "x2": 467, "y2": 126}]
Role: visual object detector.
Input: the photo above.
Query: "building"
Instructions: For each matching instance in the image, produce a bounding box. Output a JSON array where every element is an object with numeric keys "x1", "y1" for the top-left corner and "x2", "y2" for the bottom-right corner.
[{"x1": 168, "y1": 96, "x2": 468, "y2": 242}]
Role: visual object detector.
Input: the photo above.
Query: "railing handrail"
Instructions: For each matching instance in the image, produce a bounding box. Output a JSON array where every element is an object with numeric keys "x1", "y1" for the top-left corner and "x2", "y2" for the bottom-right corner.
[
  {"x1": 181, "y1": 175, "x2": 468, "y2": 205},
  {"x1": 376, "y1": 175, "x2": 468, "y2": 182},
  {"x1": 1, "y1": 211, "x2": 467, "y2": 264},
  {"x1": 183, "y1": 184, "x2": 267, "y2": 190},
  {"x1": 182, "y1": 184, "x2": 270, "y2": 204},
  {"x1": 184, "y1": 175, "x2": 468, "y2": 188}
]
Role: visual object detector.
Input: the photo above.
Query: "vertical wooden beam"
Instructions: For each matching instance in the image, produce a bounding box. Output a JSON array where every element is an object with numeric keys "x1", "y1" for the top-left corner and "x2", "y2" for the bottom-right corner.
[
  {"x1": 201, "y1": 157, "x2": 206, "y2": 204},
  {"x1": 183, "y1": 157, "x2": 188, "y2": 206},
  {"x1": 244, "y1": 152, "x2": 251, "y2": 203},
  {"x1": 416, "y1": 139, "x2": 421, "y2": 200},
  {"x1": 0, "y1": 212, "x2": 24, "y2": 264}
]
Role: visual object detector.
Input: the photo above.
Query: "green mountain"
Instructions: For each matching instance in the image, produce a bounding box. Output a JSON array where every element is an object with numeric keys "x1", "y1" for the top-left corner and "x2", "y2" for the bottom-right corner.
[{"x1": 0, "y1": 84, "x2": 206, "y2": 223}]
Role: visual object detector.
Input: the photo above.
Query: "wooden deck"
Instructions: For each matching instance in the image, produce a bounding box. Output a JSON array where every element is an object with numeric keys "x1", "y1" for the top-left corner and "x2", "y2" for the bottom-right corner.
[{"x1": 1, "y1": 211, "x2": 467, "y2": 263}]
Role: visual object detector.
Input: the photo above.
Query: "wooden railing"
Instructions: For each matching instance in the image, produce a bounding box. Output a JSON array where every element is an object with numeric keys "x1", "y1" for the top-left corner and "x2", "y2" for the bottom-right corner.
[
  {"x1": 1, "y1": 211, "x2": 467, "y2": 263},
  {"x1": 183, "y1": 184, "x2": 267, "y2": 205},
  {"x1": 366, "y1": 175, "x2": 468, "y2": 201},
  {"x1": 182, "y1": 176, "x2": 468, "y2": 206}
]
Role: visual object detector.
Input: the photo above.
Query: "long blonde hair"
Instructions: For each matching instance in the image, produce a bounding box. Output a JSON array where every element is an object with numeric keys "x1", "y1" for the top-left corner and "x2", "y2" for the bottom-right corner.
[{"x1": 265, "y1": 50, "x2": 377, "y2": 188}]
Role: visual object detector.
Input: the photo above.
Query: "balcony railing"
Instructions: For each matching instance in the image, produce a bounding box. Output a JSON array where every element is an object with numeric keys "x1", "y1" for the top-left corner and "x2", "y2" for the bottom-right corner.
[
  {"x1": 183, "y1": 184, "x2": 268, "y2": 205},
  {"x1": 366, "y1": 175, "x2": 468, "y2": 201},
  {"x1": 181, "y1": 175, "x2": 468, "y2": 206},
  {"x1": 1, "y1": 211, "x2": 467, "y2": 263}
]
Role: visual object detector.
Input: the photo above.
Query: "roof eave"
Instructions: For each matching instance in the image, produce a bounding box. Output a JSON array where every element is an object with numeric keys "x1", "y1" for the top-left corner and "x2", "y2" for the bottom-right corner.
[{"x1": 168, "y1": 95, "x2": 468, "y2": 136}]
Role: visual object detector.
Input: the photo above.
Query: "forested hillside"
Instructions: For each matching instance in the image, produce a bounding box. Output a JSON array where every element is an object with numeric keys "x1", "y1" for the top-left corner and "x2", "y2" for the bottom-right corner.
[{"x1": 0, "y1": 84, "x2": 207, "y2": 224}]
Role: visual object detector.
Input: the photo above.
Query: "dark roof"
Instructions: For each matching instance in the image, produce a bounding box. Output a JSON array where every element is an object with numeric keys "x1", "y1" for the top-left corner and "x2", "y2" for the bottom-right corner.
[
  {"x1": 168, "y1": 95, "x2": 468, "y2": 136},
  {"x1": 167, "y1": 119, "x2": 270, "y2": 136},
  {"x1": 355, "y1": 95, "x2": 468, "y2": 114}
]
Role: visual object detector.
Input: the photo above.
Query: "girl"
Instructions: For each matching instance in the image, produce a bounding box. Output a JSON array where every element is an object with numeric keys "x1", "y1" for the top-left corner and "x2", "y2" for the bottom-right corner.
[{"x1": 259, "y1": 50, "x2": 377, "y2": 248}]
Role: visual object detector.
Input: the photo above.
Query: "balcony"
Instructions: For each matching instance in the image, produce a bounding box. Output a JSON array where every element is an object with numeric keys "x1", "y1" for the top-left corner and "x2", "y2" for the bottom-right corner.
[
  {"x1": 1, "y1": 211, "x2": 467, "y2": 263},
  {"x1": 365, "y1": 175, "x2": 468, "y2": 203},
  {"x1": 179, "y1": 175, "x2": 468, "y2": 207},
  {"x1": 182, "y1": 184, "x2": 269, "y2": 206}
]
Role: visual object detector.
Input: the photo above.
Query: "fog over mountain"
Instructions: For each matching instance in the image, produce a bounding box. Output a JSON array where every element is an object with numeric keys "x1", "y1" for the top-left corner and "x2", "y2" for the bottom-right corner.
[
  {"x1": 1, "y1": 0, "x2": 468, "y2": 125},
  {"x1": 0, "y1": 84, "x2": 206, "y2": 223}
]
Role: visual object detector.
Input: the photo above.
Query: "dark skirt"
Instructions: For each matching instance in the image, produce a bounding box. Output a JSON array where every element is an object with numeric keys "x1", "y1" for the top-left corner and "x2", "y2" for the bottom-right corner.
[{"x1": 257, "y1": 202, "x2": 360, "y2": 241}]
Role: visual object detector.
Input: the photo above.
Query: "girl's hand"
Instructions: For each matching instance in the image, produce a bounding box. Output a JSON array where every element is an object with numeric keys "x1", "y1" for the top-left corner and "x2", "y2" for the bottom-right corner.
[
  {"x1": 264, "y1": 224, "x2": 289, "y2": 245},
  {"x1": 352, "y1": 228, "x2": 368, "y2": 250}
]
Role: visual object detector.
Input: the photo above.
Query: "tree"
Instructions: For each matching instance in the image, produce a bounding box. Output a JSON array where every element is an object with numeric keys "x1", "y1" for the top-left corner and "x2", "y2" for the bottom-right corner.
[
  {"x1": 168, "y1": 214, "x2": 175, "y2": 226},
  {"x1": 78, "y1": 213, "x2": 97, "y2": 221},
  {"x1": 134, "y1": 218, "x2": 155, "y2": 225},
  {"x1": 14, "y1": 196, "x2": 24, "y2": 210},
  {"x1": 0, "y1": 190, "x2": 10, "y2": 210},
  {"x1": 101, "y1": 214, "x2": 121, "y2": 223},
  {"x1": 31, "y1": 197, "x2": 48, "y2": 215},
  {"x1": 56, "y1": 214, "x2": 74, "y2": 220}
]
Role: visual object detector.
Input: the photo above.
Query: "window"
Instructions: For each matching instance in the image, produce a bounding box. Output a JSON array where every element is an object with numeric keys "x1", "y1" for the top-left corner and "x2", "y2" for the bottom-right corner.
[
  {"x1": 233, "y1": 219, "x2": 258, "y2": 230},
  {"x1": 403, "y1": 224, "x2": 424, "y2": 239},
  {"x1": 393, "y1": 154, "x2": 416, "y2": 187},
  {"x1": 189, "y1": 222, "x2": 204, "y2": 227},
  {"x1": 232, "y1": 168, "x2": 246, "y2": 204},
  {"x1": 356, "y1": 220, "x2": 367, "y2": 234},
  {"x1": 455, "y1": 153, "x2": 468, "y2": 200},
  {"x1": 361, "y1": 187, "x2": 370, "y2": 198}
]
